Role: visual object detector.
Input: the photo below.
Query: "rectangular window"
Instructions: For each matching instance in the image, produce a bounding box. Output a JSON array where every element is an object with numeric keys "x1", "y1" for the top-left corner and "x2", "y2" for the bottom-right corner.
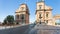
[
  {"x1": 40, "y1": 14, "x2": 41, "y2": 17},
  {"x1": 46, "y1": 14, "x2": 48, "y2": 17},
  {"x1": 39, "y1": 5, "x2": 42, "y2": 9},
  {"x1": 46, "y1": 20, "x2": 48, "y2": 23},
  {"x1": 20, "y1": 14, "x2": 25, "y2": 24},
  {"x1": 16, "y1": 15, "x2": 19, "y2": 20},
  {"x1": 21, "y1": 14, "x2": 25, "y2": 20},
  {"x1": 39, "y1": 14, "x2": 42, "y2": 19},
  {"x1": 40, "y1": 20, "x2": 41, "y2": 24},
  {"x1": 21, "y1": 7, "x2": 24, "y2": 10}
]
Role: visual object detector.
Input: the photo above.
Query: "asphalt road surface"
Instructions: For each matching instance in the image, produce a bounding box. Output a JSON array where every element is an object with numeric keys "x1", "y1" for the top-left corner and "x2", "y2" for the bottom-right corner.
[{"x1": 0, "y1": 24, "x2": 36, "y2": 34}]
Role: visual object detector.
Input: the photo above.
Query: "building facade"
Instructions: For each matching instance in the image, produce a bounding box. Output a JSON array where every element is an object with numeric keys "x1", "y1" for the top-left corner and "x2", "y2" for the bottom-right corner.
[
  {"x1": 15, "y1": 0, "x2": 60, "y2": 25},
  {"x1": 35, "y1": 0, "x2": 54, "y2": 25},
  {"x1": 15, "y1": 4, "x2": 29, "y2": 24},
  {"x1": 53, "y1": 15, "x2": 60, "y2": 25}
]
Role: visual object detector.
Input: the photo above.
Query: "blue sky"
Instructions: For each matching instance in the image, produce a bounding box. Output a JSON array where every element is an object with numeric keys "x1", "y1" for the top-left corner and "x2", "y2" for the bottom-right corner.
[{"x1": 0, "y1": 0, "x2": 60, "y2": 23}]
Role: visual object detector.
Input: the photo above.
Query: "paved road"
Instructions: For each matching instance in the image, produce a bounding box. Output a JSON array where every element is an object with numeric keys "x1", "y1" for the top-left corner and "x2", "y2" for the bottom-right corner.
[
  {"x1": 0, "y1": 24, "x2": 36, "y2": 34},
  {"x1": 1, "y1": 24, "x2": 60, "y2": 34}
]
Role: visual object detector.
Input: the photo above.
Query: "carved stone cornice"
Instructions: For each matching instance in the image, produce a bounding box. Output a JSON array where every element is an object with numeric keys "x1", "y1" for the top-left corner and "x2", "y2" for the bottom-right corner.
[
  {"x1": 35, "y1": 9, "x2": 52, "y2": 14},
  {"x1": 15, "y1": 11, "x2": 25, "y2": 13},
  {"x1": 15, "y1": 11, "x2": 30, "y2": 15}
]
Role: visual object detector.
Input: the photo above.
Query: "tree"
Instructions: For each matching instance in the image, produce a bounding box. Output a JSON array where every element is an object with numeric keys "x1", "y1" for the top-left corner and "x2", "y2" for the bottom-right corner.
[
  {"x1": 4, "y1": 18, "x2": 7, "y2": 24},
  {"x1": 3, "y1": 15, "x2": 14, "y2": 25}
]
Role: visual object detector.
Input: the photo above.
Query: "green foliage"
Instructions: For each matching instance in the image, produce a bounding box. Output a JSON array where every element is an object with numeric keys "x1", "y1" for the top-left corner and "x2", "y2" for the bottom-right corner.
[
  {"x1": 3, "y1": 15, "x2": 14, "y2": 24},
  {"x1": 55, "y1": 22, "x2": 60, "y2": 25}
]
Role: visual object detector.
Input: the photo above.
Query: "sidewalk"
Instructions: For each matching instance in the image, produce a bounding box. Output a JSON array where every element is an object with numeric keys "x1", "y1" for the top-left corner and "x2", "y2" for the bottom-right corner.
[{"x1": 0, "y1": 24, "x2": 28, "y2": 30}]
